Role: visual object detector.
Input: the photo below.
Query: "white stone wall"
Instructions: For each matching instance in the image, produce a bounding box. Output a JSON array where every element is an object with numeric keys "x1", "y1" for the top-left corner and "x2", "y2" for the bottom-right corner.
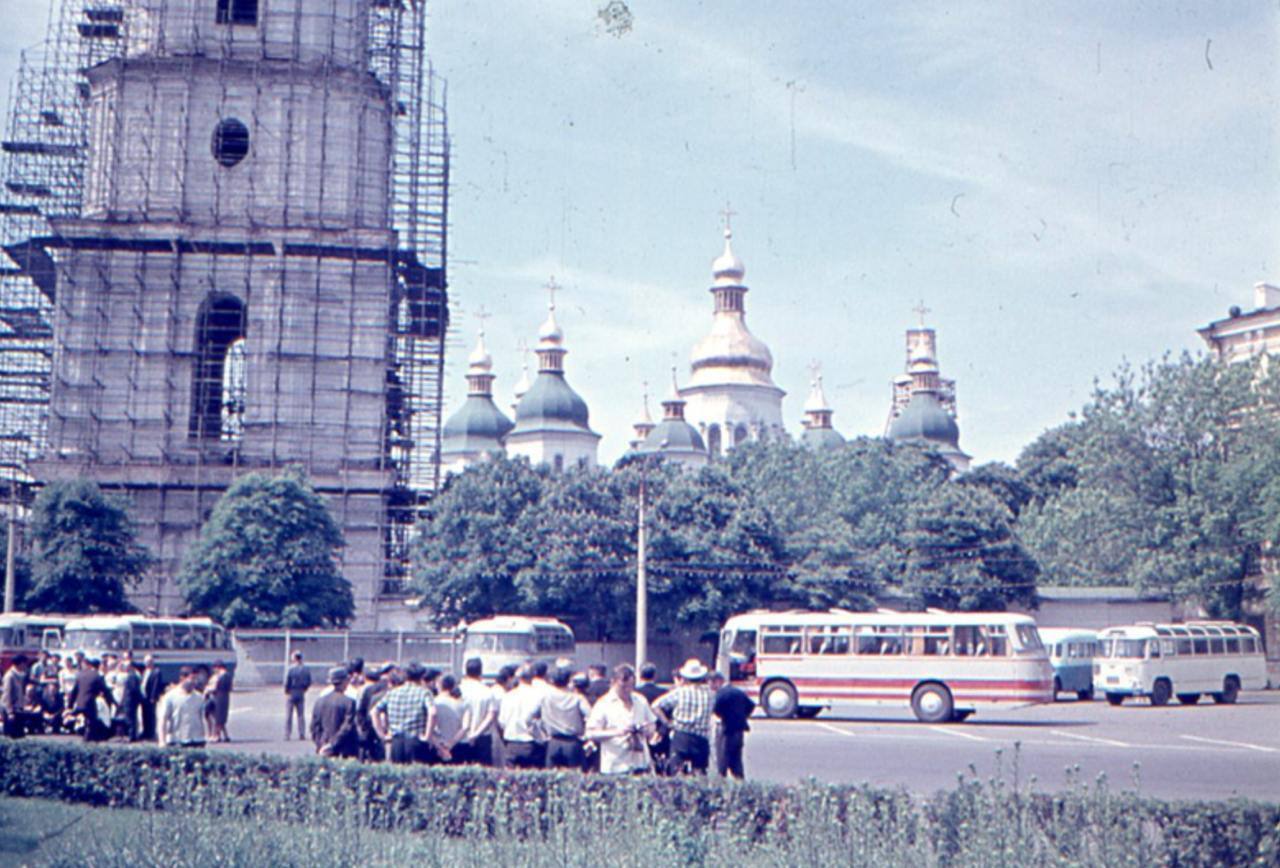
[
  {"x1": 505, "y1": 428, "x2": 599, "y2": 470},
  {"x1": 681, "y1": 382, "x2": 785, "y2": 455}
]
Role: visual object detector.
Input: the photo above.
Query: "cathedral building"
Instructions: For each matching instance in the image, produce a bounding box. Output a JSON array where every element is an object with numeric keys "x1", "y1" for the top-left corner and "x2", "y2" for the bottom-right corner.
[
  {"x1": 634, "y1": 370, "x2": 709, "y2": 468},
  {"x1": 885, "y1": 319, "x2": 971, "y2": 472},
  {"x1": 440, "y1": 324, "x2": 512, "y2": 476}
]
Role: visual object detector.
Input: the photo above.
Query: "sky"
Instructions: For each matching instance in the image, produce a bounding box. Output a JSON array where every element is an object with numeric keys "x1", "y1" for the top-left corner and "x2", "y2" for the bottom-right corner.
[{"x1": 2, "y1": 1, "x2": 1278, "y2": 466}]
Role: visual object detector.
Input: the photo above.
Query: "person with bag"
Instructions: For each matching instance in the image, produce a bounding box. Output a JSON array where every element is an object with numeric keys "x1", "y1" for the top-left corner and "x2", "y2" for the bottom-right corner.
[{"x1": 585, "y1": 664, "x2": 656, "y2": 775}]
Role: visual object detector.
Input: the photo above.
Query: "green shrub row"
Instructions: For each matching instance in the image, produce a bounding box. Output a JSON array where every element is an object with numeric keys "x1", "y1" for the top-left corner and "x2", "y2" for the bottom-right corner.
[{"x1": 0, "y1": 740, "x2": 1277, "y2": 867}]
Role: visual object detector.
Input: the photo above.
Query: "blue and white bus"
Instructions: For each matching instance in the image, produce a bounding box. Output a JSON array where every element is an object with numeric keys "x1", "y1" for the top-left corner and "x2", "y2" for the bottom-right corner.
[
  {"x1": 61, "y1": 615, "x2": 234, "y2": 680},
  {"x1": 1039, "y1": 628, "x2": 1099, "y2": 700}
]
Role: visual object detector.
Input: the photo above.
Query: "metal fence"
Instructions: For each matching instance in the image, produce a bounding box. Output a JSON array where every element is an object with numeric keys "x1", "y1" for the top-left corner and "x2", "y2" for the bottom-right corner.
[{"x1": 232, "y1": 629, "x2": 462, "y2": 687}]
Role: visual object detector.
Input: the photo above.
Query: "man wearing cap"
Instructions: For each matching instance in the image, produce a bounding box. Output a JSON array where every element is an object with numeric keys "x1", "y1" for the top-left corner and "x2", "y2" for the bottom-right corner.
[
  {"x1": 355, "y1": 663, "x2": 392, "y2": 762},
  {"x1": 652, "y1": 659, "x2": 714, "y2": 775},
  {"x1": 372, "y1": 661, "x2": 436, "y2": 764},
  {"x1": 311, "y1": 667, "x2": 359, "y2": 759}
]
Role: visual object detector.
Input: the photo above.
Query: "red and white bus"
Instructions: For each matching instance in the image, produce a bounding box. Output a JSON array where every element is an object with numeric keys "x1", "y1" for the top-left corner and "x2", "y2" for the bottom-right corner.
[
  {"x1": 0, "y1": 613, "x2": 66, "y2": 672},
  {"x1": 716, "y1": 609, "x2": 1054, "y2": 723}
]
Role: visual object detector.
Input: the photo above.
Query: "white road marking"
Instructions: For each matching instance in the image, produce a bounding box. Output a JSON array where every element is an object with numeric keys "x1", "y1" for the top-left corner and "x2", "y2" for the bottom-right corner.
[
  {"x1": 228, "y1": 706, "x2": 257, "y2": 716},
  {"x1": 1048, "y1": 730, "x2": 1129, "y2": 748},
  {"x1": 817, "y1": 722, "x2": 856, "y2": 738},
  {"x1": 1181, "y1": 734, "x2": 1278, "y2": 754},
  {"x1": 928, "y1": 726, "x2": 989, "y2": 742}
]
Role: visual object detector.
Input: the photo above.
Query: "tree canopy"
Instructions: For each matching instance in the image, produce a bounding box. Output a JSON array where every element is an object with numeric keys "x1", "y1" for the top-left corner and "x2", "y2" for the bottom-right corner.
[
  {"x1": 24, "y1": 479, "x2": 151, "y2": 613},
  {"x1": 178, "y1": 470, "x2": 354, "y2": 628}
]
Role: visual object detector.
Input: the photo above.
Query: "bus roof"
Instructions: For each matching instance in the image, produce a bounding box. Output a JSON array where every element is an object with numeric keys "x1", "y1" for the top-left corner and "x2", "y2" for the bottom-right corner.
[
  {"x1": 1037, "y1": 627, "x2": 1098, "y2": 642},
  {"x1": 465, "y1": 615, "x2": 572, "y2": 634},
  {"x1": 1097, "y1": 620, "x2": 1260, "y2": 638},
  {"x1": 63, "y1": 615, "x2": 222, "y2": 631},
  {"x1": 721, "y1": 609, "x2": 1039, "y2": 629},
  {"x1": 0, "y1": 612, "x2": 67, "y2": 627}
]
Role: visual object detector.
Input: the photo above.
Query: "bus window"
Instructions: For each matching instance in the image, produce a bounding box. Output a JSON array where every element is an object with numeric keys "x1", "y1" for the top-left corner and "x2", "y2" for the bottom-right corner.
[
  {"x1": 1209, "y1": 637, "x2": 1224, "y2": 655},
  {"x1": 132, "y1": 625, "x2": 152, "y2": 651},
  {"x1": 153, "y1": 625, "x2": 172, "y2": 650},
  {"x1": 1013, "y1": 624, "x2": 1043, "y2": 655},
  {"x1": 985, "y1": 626, "x2": 1009, "y2": 657},
  {"x1": 1176, "y1": 637, "x2": 1192, "y2": 655},
  {"x1": 1193, "y1": 637, "x2": 1208, "y2": 655},
  {"x1": 729, "y1": 629, "x2": 756, "y2": 659},
  {"x1": 854, "y1": 626, "x2": 878, "y2": 655},
  {"x1": 1226, "y1": 637, "x2": 1239, "y2": 654},
  {"x1": 919, "y1": 626, "x2": 948, "y2": 656},
  {"x1": 1112, "y1": 639, "x2": 1146, "y2": 658},
  {"x1": 212, "y1": 628, "x2": 227, "y2": 650},
  {"x1": 876, "y1": 628, "x2": 903, "y2": 655},
  {"x1": 1161, "y1": 639, "x2": 1176, "y2": 656},
  {"x1": 1244, "y1": 637, "x2": 1258, "y2": 654},
  {"x1": 1148, "y1": 640, "x2": 1160, "y2": 659},
  {"x1": 807, "y1": 627, "x2": 851, "y2": 655},
  {"x1": 0, "y1": 627, "x2": 12, "y2": 646},
  {"x1": 173, "y1": 624, "x2": 192, "y2": 650},
  {"x1": 761, "y1": 626, "x2": 803, "y2": 655}
]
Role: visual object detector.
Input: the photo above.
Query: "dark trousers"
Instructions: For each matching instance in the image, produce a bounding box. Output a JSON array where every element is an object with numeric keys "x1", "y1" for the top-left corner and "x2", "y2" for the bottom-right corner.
[
  {"x1": 284, "y1": 695, "x2": 306, "y2": 739},
  {"x1": 668, "y1": 731, "x2": 710, "y2": 775},
  {"x1": 358, "y1": 730, "x2": 385, "y2": 763},
  {"x1": 141, "y1": 701, "x2": 157, "y2": 741},
  {"x1": 389, "y1": 733, "x2": 430, "y2": 765},
  {"x1": 505, "y1": 740, "x2": 545, "y2": 769},
  {"x1": 82, "y1": 710, "x2": 110, "y2": 743},
  {"x1": 454, "y1": 734, "x2": 493, "y2": 767},
  {"x1": 719, "y1": 730, "x2": 746, "y2": 779},
  {"x1": 545, "y1": 735, "x2": 584, "y2": 770},
  {"x1": 2, "y1": 715, "x2": 23, "y2": 739}
]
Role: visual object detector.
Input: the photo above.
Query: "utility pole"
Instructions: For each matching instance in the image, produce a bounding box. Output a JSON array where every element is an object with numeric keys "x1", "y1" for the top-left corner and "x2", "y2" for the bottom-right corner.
[
  {"x1": 3, "y1": 481, "x2": 16, "y2": 614},
  {"x1": 635, "y1": 470, "x2": 648, "y2": 673}
]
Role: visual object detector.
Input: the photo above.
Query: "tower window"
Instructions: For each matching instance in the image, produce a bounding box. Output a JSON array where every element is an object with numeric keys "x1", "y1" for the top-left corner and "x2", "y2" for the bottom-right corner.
[
  {"x1": 706, "y1": 424, "x2": 721, "y2": 458},
  {"x1": 212, "y1": 118, "x2": 250, "y2": 168},
  {"x1": 216, "y1": 0, "x2": 259, "y2": 26},
  {"x1": 190, "y1": 294, "x2": 247, "y2": 441}
]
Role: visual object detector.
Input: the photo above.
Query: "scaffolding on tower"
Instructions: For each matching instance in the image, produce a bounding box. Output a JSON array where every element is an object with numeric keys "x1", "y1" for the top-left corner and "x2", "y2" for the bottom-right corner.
[{"x1": 0, "y1": 0, "x2": 451, "y2": 613}]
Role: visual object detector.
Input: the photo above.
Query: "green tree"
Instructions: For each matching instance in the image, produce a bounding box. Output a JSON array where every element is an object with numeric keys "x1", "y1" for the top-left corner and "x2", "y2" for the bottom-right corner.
[
  {"x1": 904, "y1": 484, "x2": 1039, "y2": 611},
  {"x1": 1017, "y1": 354, "x2": 1280, "y2": 618},
  {"x1": 412, "y1": 457, "x2": 546, "y2": 624},
  {"x1": 25, "y1": 479, "x2": 151, "y2": 613},
  {"x1": 178, "y1": 470, "x2": 353, "y2": 628}
]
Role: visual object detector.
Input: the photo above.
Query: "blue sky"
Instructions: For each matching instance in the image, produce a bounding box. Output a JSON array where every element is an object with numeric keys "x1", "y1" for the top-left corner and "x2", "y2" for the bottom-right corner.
[{"x1": 3, "y1": 1, "x2": 1278, "y2": 466}]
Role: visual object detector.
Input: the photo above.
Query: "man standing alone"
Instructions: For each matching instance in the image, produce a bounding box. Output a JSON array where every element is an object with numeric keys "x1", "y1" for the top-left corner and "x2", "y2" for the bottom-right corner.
[
  {"x1": 712, "y1": 670, "x2": 755, "y2": 779},
  {"x1": 283, "y1": 651, "x2": 311, "y2": 740},
  {"x1": 1, "y1": 654, "x2": 30, "y2": 738}
]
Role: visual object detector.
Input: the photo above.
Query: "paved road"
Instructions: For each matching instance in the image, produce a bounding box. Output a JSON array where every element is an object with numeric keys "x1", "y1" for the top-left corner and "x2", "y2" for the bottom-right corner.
[{"x1": 203, "y1": 687, "x2": 1280, "y2": 801}]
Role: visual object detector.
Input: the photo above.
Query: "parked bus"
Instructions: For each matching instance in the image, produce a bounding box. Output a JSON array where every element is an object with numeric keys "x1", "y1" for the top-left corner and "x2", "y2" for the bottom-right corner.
[
  {"x1": 0, "y1": 613, "x2": 66, "y2": 672},
  {"x1": 1094, "y1": 621, "x2": 1266, "y2": 706},
  {"x1": 460, "y1": 616, "x2": 575, "y2": 679},
  {"x1": 1039, "y1": 628, "x2": 1099, "y2": 701},
  {"x1": 717, "y1": 609, "x2": 1054, "y2": 723},
  {"x1": 61, "y1": 615, "x2": 234, "y2": 680}
]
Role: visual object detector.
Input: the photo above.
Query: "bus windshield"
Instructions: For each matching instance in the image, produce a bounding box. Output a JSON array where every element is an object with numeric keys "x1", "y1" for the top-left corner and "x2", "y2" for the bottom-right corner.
[
  {"x1": 1014, "y1": 624, "x2": 1043, "y2": 654},
  {"x1": 1109, "y1": 639, "x2": 1147, "y2": 659},
  {"x1": 465, "y1": 632, "x2": 533, "y2": 654},
  {"x1": 65, "y1": 628, "x2": 129, "y2": 651}
]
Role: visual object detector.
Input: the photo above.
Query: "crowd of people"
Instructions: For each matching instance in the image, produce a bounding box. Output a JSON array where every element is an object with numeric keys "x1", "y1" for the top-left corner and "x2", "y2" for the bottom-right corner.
[
  {"x1": 285, "y1": 653, "x2": 756, "y2": 778},
  {"x1": 0, "y1": 650, "x2": 234, "y2": 749}
]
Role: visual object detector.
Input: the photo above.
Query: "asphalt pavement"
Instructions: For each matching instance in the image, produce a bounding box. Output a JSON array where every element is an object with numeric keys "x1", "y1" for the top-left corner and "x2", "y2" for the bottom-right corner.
[{"x1": 198, "y1": 687, "x2": 1280, "y2": 801}]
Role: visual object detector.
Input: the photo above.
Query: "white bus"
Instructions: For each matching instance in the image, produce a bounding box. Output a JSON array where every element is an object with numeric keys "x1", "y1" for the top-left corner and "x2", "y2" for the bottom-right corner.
[
  {"x1": 461, "y1": 615, "x2": 575, "y2": 679},
  {"x1": 61, "y1": 615, "x2": 234, "y2": 680},
  {"x1": 1094, "y1": 621, "x2": 1266, "y2": 706},
  {"x1": 0, "y1": 613, "x2": 65, "y2": 672},
  {"x1": 717, "y1": 609, "x2": 1054, "y2": 723}
]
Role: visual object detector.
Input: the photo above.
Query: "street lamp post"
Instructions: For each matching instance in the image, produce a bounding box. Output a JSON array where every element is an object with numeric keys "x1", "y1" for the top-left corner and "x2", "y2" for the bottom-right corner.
[
  {"x1": 3, "y1": 481, "x2": 16, "y2": 614},
  {"x1": 635, "y1": 471, "x2": 647, "y2": 673}
]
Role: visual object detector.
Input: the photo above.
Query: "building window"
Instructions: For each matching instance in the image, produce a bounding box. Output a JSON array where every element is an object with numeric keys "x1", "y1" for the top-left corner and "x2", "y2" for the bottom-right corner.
[
  {"x1": 734, "y1": 424, "x2": 749, "y2": 446},
  {"x1": 706, "y1": 424, "x2": 721, "y2": 458},
  {"x1": 221, "y1": 337, "x2": 247, "y2": 443},
  {"x1": 553, "y1": 454, "x2": 564, "y2": 473},
  {"x1": 212, "y1": 118, "x2": 250, "y2": 168},
  {"x1": 216, "y1": 0, "x2": 259, "y2": 26},
  {"x1": 190, "y1": 294, "x2": 247, "y2": 441}
]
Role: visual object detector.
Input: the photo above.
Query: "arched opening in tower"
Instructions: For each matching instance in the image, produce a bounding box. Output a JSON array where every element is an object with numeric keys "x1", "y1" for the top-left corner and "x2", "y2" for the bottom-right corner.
[{"x1": 189, "y1": 294, "x2": 247, "y2": 441}]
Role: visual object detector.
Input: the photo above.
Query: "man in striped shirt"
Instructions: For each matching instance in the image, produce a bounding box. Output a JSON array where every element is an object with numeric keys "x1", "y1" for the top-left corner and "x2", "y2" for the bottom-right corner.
[
  {"x1": 652, "y1": 659, "x2": 714, "y2": 775},
  {"x1": 372, "y1": 661, "x2": 435, "y2": 764}
]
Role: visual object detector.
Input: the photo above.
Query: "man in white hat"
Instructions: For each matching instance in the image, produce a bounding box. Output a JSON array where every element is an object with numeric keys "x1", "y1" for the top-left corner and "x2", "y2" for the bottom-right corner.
[{"x1": 651, "y1": 658, "x2": 714, "y2": 775}]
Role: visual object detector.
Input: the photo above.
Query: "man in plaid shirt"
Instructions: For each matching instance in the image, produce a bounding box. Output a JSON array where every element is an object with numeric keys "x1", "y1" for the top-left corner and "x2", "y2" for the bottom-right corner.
[
  {"x1": 373, "y1": 661, "x2": 436, "y2": 764},
  {"x1": 652, "y1": 658, "x2": 714, "y2": 775}
]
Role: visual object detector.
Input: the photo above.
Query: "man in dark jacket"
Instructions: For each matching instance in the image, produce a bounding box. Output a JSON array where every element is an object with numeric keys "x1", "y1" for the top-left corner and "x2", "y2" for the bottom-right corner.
[
  {"x1": 635, "y1": 662, "x2": 669, "y2": 772},
  {"x1": 1, "y1": 654, "x2": 30, "y2": 738},
  {"x1": 139, "y1": 655, "x2": 165, "y2": 741},
  {"x1": 311, "y1": 667, "x2": 359, "y2": 758},
  {"x1": 284, "y1": 651, "x2": 312, "y2": 739},
  {"x1": 711, "y1": 671, "x2": 755, "y2": 779},
  {"x1": 584, "y1": 664, "x2": 610, "y2": 705},
  {"x1": 115, "y1": 654, "x2": 144, "y2": 741},
  {"x1": 69, "y1": 657, "x2": 114, "y2": 742}
]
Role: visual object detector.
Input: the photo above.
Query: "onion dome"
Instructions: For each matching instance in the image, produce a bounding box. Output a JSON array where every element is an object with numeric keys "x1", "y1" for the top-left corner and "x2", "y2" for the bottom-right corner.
[
  {"x1": 639, "y1": 368, "x2": 708, "y2": 466},
  {"x1": 686, "y1": 227, "x2": 781, "y2": 391},
  {"x1": 887, "y1": 390, "x2": 959, "y2": 447},
  {"x1": 442, "y1": 326, "x2": 514, "y2": 461},
  {"x1": 511, "y1": 295, "x2": 595, "y2": 434}
]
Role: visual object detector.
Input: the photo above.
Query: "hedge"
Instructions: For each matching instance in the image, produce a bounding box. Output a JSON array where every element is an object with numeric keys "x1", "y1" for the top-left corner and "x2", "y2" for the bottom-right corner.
[{"x1": 0, "y1": 739, "x2": 1277, "y2": 867}]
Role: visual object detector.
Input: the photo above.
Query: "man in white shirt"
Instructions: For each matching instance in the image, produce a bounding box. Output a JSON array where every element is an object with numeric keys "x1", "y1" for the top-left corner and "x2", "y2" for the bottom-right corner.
[
  {"x1": 455, "y1": 658, "x2": 498, "y2": 766},
  {"x1": 586, "y1": 663, "x2": 656, "y2": 775},
  {"x1": 158, "y1": 665, "x2": 210, "y2": 748},
  {"x1": 497, "y1": 665, "x2": 545, "y2": 768}
]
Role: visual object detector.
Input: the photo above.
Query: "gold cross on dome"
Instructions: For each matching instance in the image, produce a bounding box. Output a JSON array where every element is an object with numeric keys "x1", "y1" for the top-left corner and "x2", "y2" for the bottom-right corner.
[
  {"x1": 912, "y1": 299, "x2": 931, "y2": 327},
  {"x1": 544, "y1": 276, "x2": 561, "y2": 310},
  {"x1": 474, "y1": 305, "x2": 491, "y2": 334},
  {"x1": 719, "y1": 202, "x2": 737, "y2": 234}
]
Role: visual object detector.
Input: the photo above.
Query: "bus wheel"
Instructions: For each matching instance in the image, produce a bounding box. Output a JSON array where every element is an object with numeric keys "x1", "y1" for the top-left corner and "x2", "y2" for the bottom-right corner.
[
  {"x1": 911, "y1": 683, "x2": 953, "y2": 723},
  {"x1": 1077, "y1": 686, "x2": 1094, "y2": 701},
  {"x1": 796, "y1": 706, "x2": 822, "y2": 719},
  {"x1": 1052, "y1": 676, "x2": 1062, "y2": 699},
  {"x1": 761, "y1": 681, "x2": 799, "y2": 719},
  {"x1": 1176, "y1": 693, "x2": 1200, "y2": 706},
  {"x1": 1150, "y1": 679, "x2": 1171, "y2": 707},
  {"x1": 1106, "y1": 693, "x2": 1124, "y2": 706},
  {"x1": 1212, "y1": 677, "x2": 1240, "y2": 705}
]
